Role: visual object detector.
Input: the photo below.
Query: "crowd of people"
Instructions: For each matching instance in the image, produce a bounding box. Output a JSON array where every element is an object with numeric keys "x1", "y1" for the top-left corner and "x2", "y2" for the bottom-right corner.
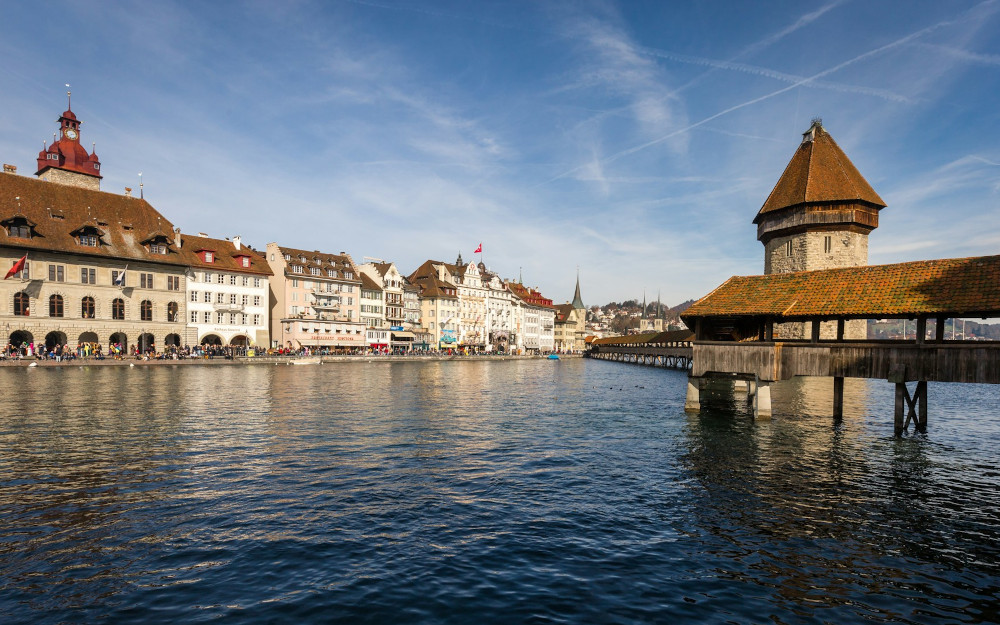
[{"x1": 1, "y1": 341, "x2": 544, "y2": 362}]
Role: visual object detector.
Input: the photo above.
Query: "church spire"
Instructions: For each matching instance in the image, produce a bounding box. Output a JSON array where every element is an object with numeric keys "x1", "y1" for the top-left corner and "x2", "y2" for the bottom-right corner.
[{"x1": 571, "y1": 269, "x2": 585, "y2": 310}]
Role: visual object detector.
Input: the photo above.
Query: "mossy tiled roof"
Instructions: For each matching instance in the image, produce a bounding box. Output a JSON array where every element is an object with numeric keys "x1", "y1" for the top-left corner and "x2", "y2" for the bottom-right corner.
[
  {"x1": 591, "y1": 329, "x2": 694, "y2": 346},
  {"x1": 682, "y1": 255, "x2": 1000, "y2": 320}
]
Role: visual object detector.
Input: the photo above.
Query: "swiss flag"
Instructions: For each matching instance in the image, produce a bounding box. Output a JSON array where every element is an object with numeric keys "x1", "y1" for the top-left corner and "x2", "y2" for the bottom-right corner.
[
  {"x1": 4, "y1": 254, "x2": 26, "y2": 279},
  {"x1": 474, "y1": 243, "x2": 482, "y2": 254}
]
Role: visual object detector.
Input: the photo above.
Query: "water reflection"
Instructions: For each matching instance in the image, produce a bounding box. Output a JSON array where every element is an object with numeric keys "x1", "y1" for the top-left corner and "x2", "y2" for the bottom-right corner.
[{"x1": 1, "y1": 362, "x2": 999, "y2": 624}]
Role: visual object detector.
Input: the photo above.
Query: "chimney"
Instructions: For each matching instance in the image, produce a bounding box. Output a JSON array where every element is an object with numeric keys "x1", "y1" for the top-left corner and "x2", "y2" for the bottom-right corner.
[
  {"x1": 124, "y1": 187, "x2": 132, "y2": 198},
  {"x1": 2, "y1": 164, "x2": 16, "y2": 174},
  {"x1": 174, "y1": 227, "x2": 182, "y2": 248},
  {"x1": 233, "y1": 235, "x2": 242, "y2": 250}
]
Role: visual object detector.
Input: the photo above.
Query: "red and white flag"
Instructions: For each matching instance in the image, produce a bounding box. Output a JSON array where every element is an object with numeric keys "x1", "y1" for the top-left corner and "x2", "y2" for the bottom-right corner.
[
  {"x1": 474, "y1": 243, "x2": 482, "y2": 254},
  {"x1": 4, "y1": 254, "x2": 26, "y2": 279}
]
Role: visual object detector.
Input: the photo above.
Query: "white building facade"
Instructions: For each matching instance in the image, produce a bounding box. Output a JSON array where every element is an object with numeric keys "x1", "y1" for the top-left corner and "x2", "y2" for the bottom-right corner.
[{"x1": 183, "y1": 234, "x2": 271, "y2": 347}]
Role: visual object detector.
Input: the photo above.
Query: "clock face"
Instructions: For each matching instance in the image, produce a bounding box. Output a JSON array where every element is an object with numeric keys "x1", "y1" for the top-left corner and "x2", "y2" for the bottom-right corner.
[{"x1": 65, "y1": 129, "x2": 78, "y2": 140}]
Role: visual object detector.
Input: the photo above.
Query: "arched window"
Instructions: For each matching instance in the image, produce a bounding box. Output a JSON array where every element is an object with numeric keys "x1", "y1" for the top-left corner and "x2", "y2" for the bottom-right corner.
[
  {"x1": 112, "y1": 298, "x2": 125, "y2": 320},
  {"x1": 167, "y1": 301, "x2": 178, "y2": 322},
  {"x1": 49, "y1": 294, "x2": 64, "y2": 318},
  {"x1": 140, "y1": 300, "x2": 153, "y2": 321},
  {"x1": 13, "y1": 292, "x2": 29, "y2": 316},
  {"x1": 81, "y1": 296, "x2": 95, "y2": 319}
]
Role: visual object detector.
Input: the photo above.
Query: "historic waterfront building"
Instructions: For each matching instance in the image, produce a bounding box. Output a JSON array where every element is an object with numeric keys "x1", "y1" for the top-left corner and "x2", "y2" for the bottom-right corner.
[
  {"x1": 507, "y1": 281, "x2": 555, "y2": 353},
  {"x1": 359, "y1": 261, "x2": 414, "y2": 351},
  {"x1": 407, "y1": 260, "x2": 460, "y2": 350},
  {"x1": 1, "y1": 103, "x2": 190, "y2": 353},
  {"x1": 181, "y1": 233, "x2": 271, "y2": 347},
  {"x1": 408, "y1": 255, "x2": 520, "y2": 352},
  {"x1": 553, "y1": 274, "x2": 587, "y2": 352},
  {"x1": 265, "y1": 243, "x2": 366, "y2": 351},
  {"x1": 359, "y1": 272, "x2": 389, "y2": 350},
  {"x1": 754, "y1": 119, "x2": 885, "y2": 339}
]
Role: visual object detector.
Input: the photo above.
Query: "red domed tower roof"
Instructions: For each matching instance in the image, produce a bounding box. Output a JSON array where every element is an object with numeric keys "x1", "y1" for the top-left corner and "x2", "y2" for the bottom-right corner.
[{"x1": 36, "y1": 100, "x2": 102, "y2": 182}]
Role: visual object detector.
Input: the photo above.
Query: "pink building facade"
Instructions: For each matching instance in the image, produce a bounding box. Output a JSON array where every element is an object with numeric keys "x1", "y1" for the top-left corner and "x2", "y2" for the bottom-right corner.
[{"x1": 265, "y1": 243, "x2": 366, "y2": 351}]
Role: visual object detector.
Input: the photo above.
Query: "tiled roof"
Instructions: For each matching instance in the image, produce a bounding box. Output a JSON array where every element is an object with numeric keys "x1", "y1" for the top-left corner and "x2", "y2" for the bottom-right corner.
[
  {"x1": 360, "y1": 273, "x2": 381, "y2": 291},
  {"x1": 591, "y1": 329, "x2": 693, "y2": 345},
  {"x1": 508, "y1": 281, "x2": 554, "y2": 308},
  {"x1": 408, "y1": 260, "x2": 459, "y2": 299},
  {"x1": 554, "y1": 303, "x2": 575, "y2": 322},
  {"x1": 178, "y1": 233, "x2": 272, "y2": 276},
  {"x1": 274, "y1": 244, "x2": 359, "y2": 281},
  {"x1": 682, "y1": 254, "x2": 1000, "y2": 320},
  {"x1": 0, "y1": 172, "x2": 187, "y2": 265},
  {"x1": 755, "y1": 123, "x2": 885, "y2": 222}
]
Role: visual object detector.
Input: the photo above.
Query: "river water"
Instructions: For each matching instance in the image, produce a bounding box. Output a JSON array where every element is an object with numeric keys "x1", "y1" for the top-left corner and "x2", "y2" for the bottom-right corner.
[{"x1": 1, "y1": 359, "x2": 999, "y2": 624}]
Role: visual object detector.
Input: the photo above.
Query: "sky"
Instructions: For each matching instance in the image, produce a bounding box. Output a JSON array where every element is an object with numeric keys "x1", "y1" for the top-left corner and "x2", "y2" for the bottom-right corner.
[{"x1": 1, "y1": 1, "x2": 998, "y2": 307}]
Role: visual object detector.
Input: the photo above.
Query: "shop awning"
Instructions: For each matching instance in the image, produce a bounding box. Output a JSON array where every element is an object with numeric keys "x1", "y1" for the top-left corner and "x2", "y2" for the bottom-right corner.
[{"x1": 391, "y1": 331, "x2": 416, "y2": 339}]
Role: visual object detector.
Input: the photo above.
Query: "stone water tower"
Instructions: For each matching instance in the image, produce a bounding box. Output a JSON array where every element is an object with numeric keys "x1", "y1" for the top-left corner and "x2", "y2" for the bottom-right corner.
[{"x1": 754, "y1": 119, "x2": 886, "y2": 339}]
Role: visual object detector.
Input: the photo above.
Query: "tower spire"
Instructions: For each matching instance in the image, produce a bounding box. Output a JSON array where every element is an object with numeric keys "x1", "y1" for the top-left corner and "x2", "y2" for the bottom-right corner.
[{"x1": 571, "y1": 268, "x2": 584, "y2": 309}]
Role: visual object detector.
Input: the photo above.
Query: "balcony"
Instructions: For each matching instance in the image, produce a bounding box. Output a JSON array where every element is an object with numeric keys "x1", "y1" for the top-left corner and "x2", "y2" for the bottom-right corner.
[{"x1": 311, "y1": 296, "x2": 341, "y2": 312}]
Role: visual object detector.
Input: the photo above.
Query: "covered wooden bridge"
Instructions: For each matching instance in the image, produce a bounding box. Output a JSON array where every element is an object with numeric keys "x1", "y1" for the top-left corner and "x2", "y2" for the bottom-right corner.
[
  {"x1": 587, "y1": 329, "x2": 693, "y2": 369},
  {"x1": 680, "y1": 254, "x2": 1000, "y2": 435}
]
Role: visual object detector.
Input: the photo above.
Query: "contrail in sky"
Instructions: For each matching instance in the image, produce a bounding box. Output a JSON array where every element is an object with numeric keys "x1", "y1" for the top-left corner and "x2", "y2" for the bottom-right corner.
[{"x1": 544, "y1": 1, "x2": 995, "y2": 184}]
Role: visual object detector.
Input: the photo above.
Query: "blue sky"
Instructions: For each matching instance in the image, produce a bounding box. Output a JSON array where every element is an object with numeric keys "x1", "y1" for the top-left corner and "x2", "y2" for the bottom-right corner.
[{"x1": 1, "y1": 1, "x2": 998, "y2": 306}]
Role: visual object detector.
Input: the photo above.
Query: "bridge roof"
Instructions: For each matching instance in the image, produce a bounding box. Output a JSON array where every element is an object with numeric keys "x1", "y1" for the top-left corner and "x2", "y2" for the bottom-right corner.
[
  {"x1": 682, "y1": 254, "x2": 1000, "y2": 321},
  {"x1": 591, "y1": 329, "x2": 694, "y2": 346}
]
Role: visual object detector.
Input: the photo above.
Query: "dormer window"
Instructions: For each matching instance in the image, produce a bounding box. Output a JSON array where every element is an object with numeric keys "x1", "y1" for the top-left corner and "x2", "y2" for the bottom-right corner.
[
  {"x1": 9, "y1": 224, "x2": 31, "y2": 238},
  {"x1": 240, "y1": 257, "x2": 250, "y2": 268},
  {"x1": 327, "y1": 269, "x2": 336, "y2": 277},
  {"x1": 204, "y1": 251, "x2": 214, "y2": 263},
  {"x1": 284, "y1": 254, "x2": 291, "y2": 261},
  {"x1": 310, "y1": 267, "x2": 320, "y2": 276},
  {"x1": 293, "y1": 265, "x2": 303, "y2": 274},
  {"x1": 4, "y1": 216, "x2": 36, "y2": 239},
  {"x1": 149, "y1": 243, "x2": 167, "y2": 255},
  {"x1": 79, "y1": 234, "x2": 98, "y2": 247}
]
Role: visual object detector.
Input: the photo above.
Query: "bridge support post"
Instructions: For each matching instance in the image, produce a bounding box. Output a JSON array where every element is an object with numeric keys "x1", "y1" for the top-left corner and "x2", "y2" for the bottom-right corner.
[
  {"x1": 893, "y1": 380, "x2": 928, "y2": 436},
  {"x1": 753, "y1": 380, "x2": 772, "y2": 420},
  {"x1": 833, "y1": 376, "x2": 844, "y2": 420},
  {"x1": 753, "y1": 379, "x2": 771, "y2": 419},
  {"x1": 684, "y1": 377, "x2": 701, "y2": 413}
]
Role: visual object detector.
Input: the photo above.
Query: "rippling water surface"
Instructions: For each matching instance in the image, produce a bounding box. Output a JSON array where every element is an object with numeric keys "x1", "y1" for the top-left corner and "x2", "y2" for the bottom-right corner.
[{"x1": 1, "y1": 359, "x2": 999, "y2": 624}]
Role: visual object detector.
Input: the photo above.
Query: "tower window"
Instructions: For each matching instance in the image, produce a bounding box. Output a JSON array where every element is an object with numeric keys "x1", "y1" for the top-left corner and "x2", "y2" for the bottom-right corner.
[
  {"x1": 785, "y1": 240, "x2": 793, "y2": 257},
  {"x1": 824, "y1": 236, "x2": 832, "y2": 253}
]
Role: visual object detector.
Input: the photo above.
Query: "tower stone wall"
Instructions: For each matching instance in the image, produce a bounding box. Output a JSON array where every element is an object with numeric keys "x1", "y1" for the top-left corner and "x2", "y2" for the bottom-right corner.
[
  {"x1": 37, "y1": 167, "x2": 101, "y2": 191},
  {"x1": 764, "y1": 230, "x2": 869, "y2": 274}
]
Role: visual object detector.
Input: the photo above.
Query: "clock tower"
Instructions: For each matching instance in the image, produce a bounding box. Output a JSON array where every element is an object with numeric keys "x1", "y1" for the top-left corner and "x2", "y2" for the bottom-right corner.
[{"x1": 36, "y1": 94, "x2": 103, "y2": 190}]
